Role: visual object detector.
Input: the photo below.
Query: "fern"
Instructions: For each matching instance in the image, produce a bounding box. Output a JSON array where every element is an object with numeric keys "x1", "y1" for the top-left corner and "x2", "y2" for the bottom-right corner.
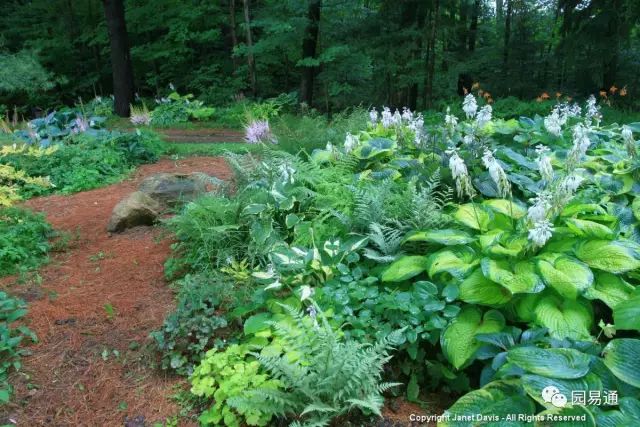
[
  {"x1": 363, "y1": 221, "x2": 405, "y2": 262},
  {"x1": 229, "y1": 302, "x2": 402, "y2": 426}
]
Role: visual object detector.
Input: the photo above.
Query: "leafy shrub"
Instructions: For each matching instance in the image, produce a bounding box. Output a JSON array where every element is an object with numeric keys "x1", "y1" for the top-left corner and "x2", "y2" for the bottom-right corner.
[
  {"x1": 0, "y1": 162, "x2": 51, "y2": 206},
  {"x1": 151, "y1": 273, "x2": 230, "y2": 375},
  {"x1": 0, "y1": 207, "x2": 51, "y2": 276},
  {"x1": 190, "y1": 344, "x2": 282, "y2": 427},
  {"x1": 151, "y1": 91, "x2": 216, "y2": 126},
  {"x1": 0, "y1": 291, "x2": 37, "y2": 403}
]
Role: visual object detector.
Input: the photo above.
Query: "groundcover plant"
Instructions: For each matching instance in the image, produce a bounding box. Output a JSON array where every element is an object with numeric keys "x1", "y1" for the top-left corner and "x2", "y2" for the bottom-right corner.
[{"x1": 150, "y1": 94, "x2": 640, "y2": 426}]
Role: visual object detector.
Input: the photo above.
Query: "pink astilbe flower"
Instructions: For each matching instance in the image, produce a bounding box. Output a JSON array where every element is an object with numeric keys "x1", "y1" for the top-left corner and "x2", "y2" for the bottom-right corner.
[{"x1": 245, "y1": 120, "x2": 277, "y2": 144}]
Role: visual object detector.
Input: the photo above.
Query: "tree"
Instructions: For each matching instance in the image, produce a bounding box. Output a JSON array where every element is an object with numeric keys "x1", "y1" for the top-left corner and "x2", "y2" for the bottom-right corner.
[
  {"x1": 242, "y1": 0, "x2": 257, "y2": 97},
  {"x1": 299, "y1": 0, "x2": 322, "y2": 106},
  {"x1": 102, "y1": 0, "x2": 134, "y2": 117}
]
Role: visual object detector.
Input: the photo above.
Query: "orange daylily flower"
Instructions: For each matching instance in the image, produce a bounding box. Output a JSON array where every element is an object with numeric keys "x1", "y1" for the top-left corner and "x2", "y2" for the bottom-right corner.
[
  {"x1": 540, "y1": 92, "x2": 550, "y2": 100},
  {"x1": 620, "y1": 87, "x2": 628, "y2": 96},
  {"x1": 472, "y1": 82, "x2": 480, "y2": 90},
  {"x1": 483, "y1": 91, "x2": 491, "y2": 99},
  {"x1": 487, "y1": 97, "x2": 494, "y2": 104},
  {"x1": 599, "y1": 90, "x2": 608, "y2": 98},
  {"x1": 555, "y1": 92, "x2": 562, "y2": 98},
  {"x1": 609, "y1": 85, "x2": 618, "y2": 94}
]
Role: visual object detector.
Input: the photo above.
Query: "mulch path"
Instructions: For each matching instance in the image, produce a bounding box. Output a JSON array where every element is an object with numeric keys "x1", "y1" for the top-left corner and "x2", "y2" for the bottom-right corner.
[
  {"x1": 0, "y1": 157, "x2": 232, "y2": 426},
  {"x1": 122, "y1": 128, "x2": 245, "y2": 143}
]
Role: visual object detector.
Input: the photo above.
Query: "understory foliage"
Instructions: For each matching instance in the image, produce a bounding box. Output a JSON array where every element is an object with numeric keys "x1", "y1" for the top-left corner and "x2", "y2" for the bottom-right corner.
[
  {"x1": 0, "y1": 207, "x2": 51, "y2": 277},
  {"x1": 158, "y1": 94, "x2": 640, "y2": 426}
]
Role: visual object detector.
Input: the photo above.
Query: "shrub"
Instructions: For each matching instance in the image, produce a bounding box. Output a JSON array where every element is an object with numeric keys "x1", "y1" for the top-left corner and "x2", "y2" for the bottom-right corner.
[{"x1": 0, "y1": 207, "x2": 51, "y2": 276}]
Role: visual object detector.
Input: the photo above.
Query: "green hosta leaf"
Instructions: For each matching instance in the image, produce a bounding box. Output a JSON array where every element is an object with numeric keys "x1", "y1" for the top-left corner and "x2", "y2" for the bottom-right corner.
[
  {"x1": 440, "y1": 381, "x2": 535, "y2": 427},
  {"x1": 613, "y1": 291, "x2": 640, "y2": 331},
  {"x1": 353, "y1": 137, "x2": 395, "y2": 159},
  {"x1": 574, "y1": 240, "x2": 640, "y2": 273},
  {"x1": 583, "y1": 272, "x2": 634, "y2": 308},
  {"x1": 632, "y1": 197, "x2": 640, "y2": 221},
  {"x1": 454, "y1": 203, "x2": 492, "y2": 230},
  {"x1": 482, "y1": 199, "x2": 527, "y2": 219},
  {"x1": 536, "y1": 253, "x2": 594, "y2": 299},
  {"x1": 602, "y1": 339, "x2": 640, "y2": 388},
  {"x1": 243, "y1": 313, "x2": 272, "y2": 335},
  {"x1": 458, "y1": 269, "x2": 512, "y2": 306},
  {"x1": 242, "y1": 203, "x2": 268, "y2": 215},
  {"x1": 285, "y1": 213, "x2": 299, "y2": 228},
  {"x1": 426, "y1": 246, "x2": 479, "y2": 280},
  {"x1": 404, "y1": 229, "x2": 476, "y2": 246},
  {"x1": 441, "y1": 307, "x2": 505, "y2": 369},
  {"x1": 565, "y1": 218, "x2": 615, "y2": 240},
  {"x1": 481, "y1": 258, "x2": 545, "y2": 294},
  {"x1": 381, "y1": 255, "x2": 427, "y2": 282},
  {"x1": 533, "y1": 293, "x2": 593, "y2": 340},
  {"x1": 506, "y1": 347, "x2": 592, "y2": 379},
  {"x1": 522, "y1": 373, "x2": 602, "y2": 408},
  {"x1": 537, "y1": 406, "x2": 596, "y2": 427}
]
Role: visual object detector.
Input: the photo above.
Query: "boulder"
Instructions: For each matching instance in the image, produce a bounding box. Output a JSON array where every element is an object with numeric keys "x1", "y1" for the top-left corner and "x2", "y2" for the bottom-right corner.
[
  {"x1": 138, "y1": 173, "x2": 208, "y2": 207},
  {"x1": 107, "y1": 191, "x2": 161, "y2": 233}
]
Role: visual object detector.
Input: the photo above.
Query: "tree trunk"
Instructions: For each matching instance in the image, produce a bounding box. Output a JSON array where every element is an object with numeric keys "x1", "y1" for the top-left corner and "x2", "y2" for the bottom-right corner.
[
  {"x1": 229, "y1": 0, "x2": 239, "y2": 70},
  {"x1": 503, "y1": 0, "x2": 512, "y2": 71},
  {"x1": 102, "y1": 0, "x2": 134, "y2": 117},
  {"x1": 242, "y1": 0, "x2": 256, "y2": 97},
  {"x1": 459, "y1": 0, "x2": 468, "y2": 51},
  {"x1": 496, "y1": 0, "x2": 503, "y2": 21},
  {"x1": 299, "y1": 0, "x2": 322, "y2": 106},
  {"x1": 603, "y1": 0, "x2": 620, "y2": 89},
  {"x1": 468, "y1": 0, "x2": 480, "y2": 52},
  {"x1": 425, "y1": 0, "x2": 440, "y2": 107}
]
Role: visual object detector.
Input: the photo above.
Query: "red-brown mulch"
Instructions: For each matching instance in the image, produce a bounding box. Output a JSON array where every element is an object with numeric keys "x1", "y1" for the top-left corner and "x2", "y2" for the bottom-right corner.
[{"x1": 0, "y1": 157, "x2": 232, "y2": 427}]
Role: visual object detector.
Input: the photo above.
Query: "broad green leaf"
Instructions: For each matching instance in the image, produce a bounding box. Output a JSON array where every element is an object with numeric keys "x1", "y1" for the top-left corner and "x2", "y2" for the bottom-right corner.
[
  {"x1": 285, "y1": 213, "x2": 299, "y2": 228},
  {"x1": 242, "y1": 203, "x2": 267, "y2": 215},
  {"x1": 536, "y1": 406, "x2": 596, "y2": 427},
  {"x1": 522, "y1": 373, "x2": 602, "y2": 408},
  {"x1": 440, "y1": 381, "x2": 535, "y2": 427},
  {"x1": 632, "y1": 197, "x2": 640, "y2": 221},
  {"x1": 441, "y1": 307, "x2": 505, "y2": 369},
  {"x1": 575, "y1": 240, "x2": 640, "y2": 273},
  {"x1": 583, "y1": 271, "x2": 634, "y2": 308},
  {"x1": 426, "y1": 246, "x2": 479, "y2": 280},
  {"x1": 507, "y1": 347, "x2": 592, "y2": 379},
  {"x1": 613, "y1": 291, "x2": 640, "y2": 331},
  {"x1": 458, "y1": 269, "x2": 512, "y2": 306},
  {"x1": 565, "y1": 218, "x2": 615, "y2": 239},
  {"x1": 536, "y1": 253, "x2": 593, "y2": 299},
  {"x1": 481, "y1": 258, "x2": 545, "y2": 294},
  {"x1": 310, "y1": 149, "x2": 333, "y2": 163},
  {"x1": 602, "y1": 339, "x2": 640, "y2": 388},
  {"x1": 381, "y1": 255, "x2": 427, "y2": 282},
  {"x1": 533, "y1": 293, "x2": 593, "y2": 340},
  {"x1": 404, "y1": 229, "x2": 476, "y2": 246},
  {"x1": 482, "y1": 199, "x2": 527, "y2": 219},
  {"x1": 243, "y1": 313, "x2": 272, "y2": 335},
  {"x1": 454, "y1": 203, "x2": 492, "y2": 231}
]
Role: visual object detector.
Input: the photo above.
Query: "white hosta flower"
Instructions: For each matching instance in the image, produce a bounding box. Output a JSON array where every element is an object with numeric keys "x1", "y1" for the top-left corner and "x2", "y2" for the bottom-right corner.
[
  {"x1": 369, "y1": 108, "x2": 378, "y2": 124},
  {"x1": 402, "y1": 107, "x2": 414, "y2": 122},
  {"x1": 278, "y1": 163, "x2": 296, "y2": 184},
  {"x1": 392, "y1": 109, "x2": 402, "y2": 126},
  {"x1": 622, "y1": 125, "x2": 633, "y2": 142},
  {"x1": 448, "y1": 149, "x2": 476, "y2": 199},
  {"x1": 463, "y1": 134, "x2": 474, "y2": 145},
  {"x1": 476, "y1": 105, "x2": 492, "y2": 128},
  {"x1": 567, "y1": 123, "x2": 591, "y2": 165},
  {"x1": 527, "y1": 192, "x2": 552, "y2": 222},
  {"x1": 529, "y1": 219, "x2": 554, "y2": 247},
  {"x1": 381, "y1": 107, "x2": 393, "y2": 128},
  {"x1": 544, "y1": 109, "x2": 563, "y2": 136},
  {"x1": 535, "y1": 144, "x2": 553, "y2": 182},
  {"x1": 445, "y1": 107, "x2": 458, "y2": 130},
  {"x1": 559, "y1": 173, "x2": 584, "y2": 196},
  {"x1": 481, "y1": 149, "x2": 511, "y2": 197},
  {"x1": 344, "y1": 132, "x2": 358, "y2": 153},
  {"x1": 169, "y1": 82, "x2": 175, "y2": 91},
  {"x1": 622, "y1": 125, "x2": 637, "y2": 157},
  {"x1": 462, "y1": 94, "x2": 478, "y2": 119},
  {"x1": 585, "y1": 95, "x2": 602, "y2": 126},
  {"x1": 300, "y1": 285, "x2": 314, "y2": 301}
]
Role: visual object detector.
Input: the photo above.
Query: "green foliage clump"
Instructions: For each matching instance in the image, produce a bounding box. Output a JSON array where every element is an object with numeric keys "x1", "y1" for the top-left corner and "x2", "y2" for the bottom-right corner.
[
  {"x1": 0, "y1": 291, "x2": 37, "y2": 404},
  {"x1": 0, "y1": 207, "x2": 51, "y2": 276},
  {"x1": 190, "y1": 344, "x2": 281, "y2": 427},
  {"x1": 0, "y1": 162, "x2": 51, "y2": 206},
  {"x1": 151, "y1": 91, "x2": 216, "y2": 126}
]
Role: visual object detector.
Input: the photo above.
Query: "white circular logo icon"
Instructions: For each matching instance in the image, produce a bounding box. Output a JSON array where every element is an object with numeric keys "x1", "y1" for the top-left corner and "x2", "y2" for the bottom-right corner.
[{"x1": 541, "y1": 385, "x2": 567, "y2": 407}]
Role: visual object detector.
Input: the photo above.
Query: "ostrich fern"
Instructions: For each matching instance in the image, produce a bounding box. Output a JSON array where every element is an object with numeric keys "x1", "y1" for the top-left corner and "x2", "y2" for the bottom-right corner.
[{"x1": 228, "y1": 303, "x2": 402, "y2": 427}]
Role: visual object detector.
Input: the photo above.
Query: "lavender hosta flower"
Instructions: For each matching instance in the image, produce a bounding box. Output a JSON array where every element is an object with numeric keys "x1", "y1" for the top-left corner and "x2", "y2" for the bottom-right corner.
[
  {"x1": 344, "y1": 132, "x2": 358, "y2": 153},
  {"x1": 529, "y1": 219, "x2": 554, "y2": 247},
  {"x1": 476, "y1": 105, "x2": 492, "y2": 128},
  {"x1": 462, "y1": 94, "x2": 478, "y2": 119},
  {"x1": 130, "y1": 109, "x2": 151, "y2": 126},
  {"x1": 448, "y1": 149, "x2": 476, "y2": 199},
  {"x1": 527, "y1": 191, "x2": 552, "y2": 222},
  {"x1": 535, "y1": 145, "x2": 553, "y2": 182},
  {"x1": 245, "y1": 120, "x2": 276, "y2": 144},
  {"x1": 482, "y1": 149, "x2": 511, "y2": 197},
  {"x1": 544, "y1": 109, "x2": 563, "y2": 137},
  {"x1": 369, "y1": 108, "x2": 378, "y2": 124}
]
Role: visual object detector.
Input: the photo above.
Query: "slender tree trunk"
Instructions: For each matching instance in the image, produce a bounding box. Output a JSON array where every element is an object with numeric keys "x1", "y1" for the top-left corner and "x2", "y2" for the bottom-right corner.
[
  {"x1": 242, "y1": 0, "x2": 256, "y2": 97},
  {"x1": 102, "y1": 0, "x2": 134, "y2": 117},
  {"x1": 496, "y1": 0, "x2": 503, "y2": 21},
  {"x1": 468, "y1": 0, "x2": 480, "y2": 52},
  {"x1": 229, "y1": 0, "x2": 239, "y2": 70},
  {"x1": 503, "y1": 0, "x2": 512, "y2": 72},
  {"x1": 603, "y1": 0, "x2": 620, "y2": 89},
  {"x1": 425, "y1": 0, "x2": 440, "y2": 107},
  {"x1": 299, "y1": 0, "x2": 321, "y2": 106},
  {"x1": 459, "y1": 0, "x2": 468, "y2": 51}
]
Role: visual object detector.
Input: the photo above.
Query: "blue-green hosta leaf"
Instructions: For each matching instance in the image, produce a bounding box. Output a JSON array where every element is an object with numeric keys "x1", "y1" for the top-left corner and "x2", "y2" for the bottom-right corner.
[
  {"x1": 404, "y1": 229, "x2": 476, "y2": 246},
  {"x1": 380, "y1": 255, "x2": 427, "y2": 282},
  {"x1": 441, "y1": 307, "x2": 505, "y2": 369},
  {"x1": 426, "y1": 246, "x2": 479, "y2": 280},
  {"x1": 565, "y1": 218, "x2": 616, "y2": 240},
  {"x1": 596, "y1": 410, "x2": 637, "y2": 427},
  {"x1": 310, "y1": 148, "x2": 333, "y2": 163},
  {"x1": 481, "y1": 258, "x2": 545, "y2": 294},
  {"x1": 458, "y1": 268, "x2": 512, "y2": 306},
  {"x1": 506, "y1": 347, "x2": 592, "y2": 379},
  {"x1": 533, "y1": 293, "x2": 593, "y2": 340},
  {"x1": 574, "y1": 240, "x2": 640, "y2": 273},
  {"x1": 482, "y1": 199, "x2": 527, "y2": 219},
  {"x1": 537, "y1": 406, "x2": 596, "y2": 427},
  {"x1": 522, "y1": 373, "x2": 602, "y2": 408},
  {"x1": 613, "y1": 291, "x2": 640, "y2": 331},
  {"x1": 632, "y1": 197, "x2": 640, "y2": 221},
  {"x1": 603, "y1": 339, "x2": 640, "y2": 388},
  {"x1": 583, "y1": 271, "x2": 634, "y2": 309},
  {"x1": 353, "y1": 137, "x2": 395, "y2": 159},
  {"x1": 440, "y1": 381, "x2": 535, "y2": 427},
  {"x1": 454, "y1": 203, "x2": 492, "y2": 230},
  {"x1": 536, "y1": 253, "x2": 594, "y2": 299}
]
